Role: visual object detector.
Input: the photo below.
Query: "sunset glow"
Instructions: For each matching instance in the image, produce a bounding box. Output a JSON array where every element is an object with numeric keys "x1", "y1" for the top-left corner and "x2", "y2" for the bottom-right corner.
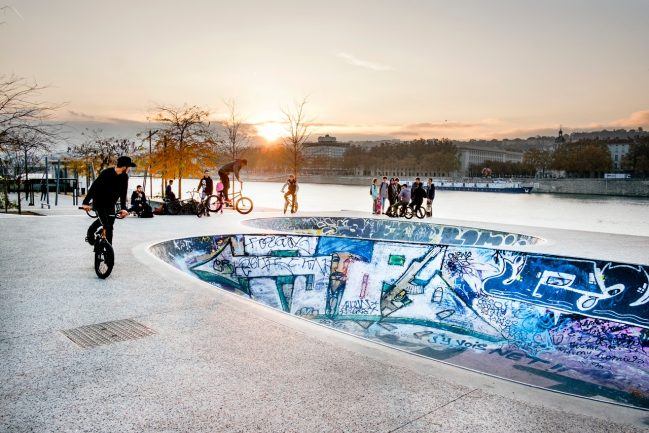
[
  {"x1": 256, "y1": 122, "x2": 285, "y2": 143},
  {"x1": 2, "y1": 1, "x2": 648, "y2": 143}
]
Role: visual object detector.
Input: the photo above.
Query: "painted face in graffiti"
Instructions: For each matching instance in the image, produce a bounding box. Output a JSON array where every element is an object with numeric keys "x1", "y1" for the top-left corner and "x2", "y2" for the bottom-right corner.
[{"x1": 329, "y1": 252, "x2": 357, "y2": 293}]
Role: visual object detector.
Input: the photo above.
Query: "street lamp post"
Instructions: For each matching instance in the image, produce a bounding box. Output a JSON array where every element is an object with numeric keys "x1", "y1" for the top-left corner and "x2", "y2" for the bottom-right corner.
[{"x1": 145, "y1": 129, "x2": 158, "y2": 198}]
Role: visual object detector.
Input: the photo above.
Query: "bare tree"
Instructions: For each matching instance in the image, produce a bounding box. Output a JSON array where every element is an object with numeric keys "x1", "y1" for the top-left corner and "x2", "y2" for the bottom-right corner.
[
  {"x1": 281, "y1": 97, "x2": 312, "y2": 175},
  {"x1": 68, "y1": 129, "x2": 143, "y2": 184},
  {"x1": 221, "y1": 99, "x2": 251, "y2": 161},
  {"x1": 0, "y1": 75, "x2": 64, "y2": 211},
  {"x1": 150, "y1": 104, "x2": 217, "y2": 198},
  {"x1": 0, "y1": 75, "x2": 63, "y2": 152}
]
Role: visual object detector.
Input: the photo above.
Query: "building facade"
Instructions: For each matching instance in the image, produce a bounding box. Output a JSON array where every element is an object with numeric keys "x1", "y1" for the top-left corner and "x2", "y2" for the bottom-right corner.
[
  {"x1": 303, "y1": 135, "x2": 351, "y2": 159},
  {"x1": 608, "y1": 143, "x2": 630, "y2": 170},
  {"x1": 456, "y1": 145, "x2": 524, "y2": 175}
]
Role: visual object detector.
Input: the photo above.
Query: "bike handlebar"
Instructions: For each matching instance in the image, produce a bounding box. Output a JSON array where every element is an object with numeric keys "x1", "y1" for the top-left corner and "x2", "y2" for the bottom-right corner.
[{"x1": 79, "y1": 207, "x2": 126, "y2": 219}]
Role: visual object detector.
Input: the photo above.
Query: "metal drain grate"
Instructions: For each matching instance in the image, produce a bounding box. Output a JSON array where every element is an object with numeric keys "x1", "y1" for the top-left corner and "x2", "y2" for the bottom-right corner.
[{"x1": 61, "y1": 319, "x2": 156, "y2": 348}]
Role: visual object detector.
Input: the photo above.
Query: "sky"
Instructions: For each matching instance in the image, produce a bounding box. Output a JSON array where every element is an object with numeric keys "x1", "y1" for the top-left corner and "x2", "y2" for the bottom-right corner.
[{"x1": 2, "y1": 0, "x2": 649, "y2": 144}]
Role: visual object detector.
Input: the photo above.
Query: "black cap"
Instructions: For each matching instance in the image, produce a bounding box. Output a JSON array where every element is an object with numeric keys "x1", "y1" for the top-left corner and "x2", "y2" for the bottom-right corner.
[{"x1": 117, "y1": 156, "x2": 137, "y2": 168}]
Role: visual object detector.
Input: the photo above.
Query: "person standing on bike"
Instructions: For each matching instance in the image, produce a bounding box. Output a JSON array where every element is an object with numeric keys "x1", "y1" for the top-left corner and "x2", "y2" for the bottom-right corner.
[
  {"x1": 82, "y1": 156, "x2": 135, "y2": 245},
  {"x1": 217, "y1": 159, "x2": 247, "y2": 204},
  {"x1": 281, "y1": 174, "x2": 298, "y2": 214},
  {"x1": 196, "y1": 170, "x2": 214, "y2": 216}
]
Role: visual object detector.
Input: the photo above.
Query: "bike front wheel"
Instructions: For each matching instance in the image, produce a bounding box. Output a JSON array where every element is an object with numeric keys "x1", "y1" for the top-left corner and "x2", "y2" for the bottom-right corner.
[
  {"x1": 415, "y1": 207, "x2": 425, "y2": 219},
  {"x1": 235, "y1": 196, "x2": 254, "y2": 214},
  {"x1": 94, "y1": 240, "x2": 114, "y2": 279},
  {"x1": 206, "y1": 195, "x2": 222, "y2": 213}
]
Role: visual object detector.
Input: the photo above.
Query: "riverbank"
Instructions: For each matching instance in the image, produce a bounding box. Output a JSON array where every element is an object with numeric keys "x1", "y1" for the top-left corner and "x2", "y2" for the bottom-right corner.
[{"x1": 247, "y1": 174, "x2": 649, "y2": 197}]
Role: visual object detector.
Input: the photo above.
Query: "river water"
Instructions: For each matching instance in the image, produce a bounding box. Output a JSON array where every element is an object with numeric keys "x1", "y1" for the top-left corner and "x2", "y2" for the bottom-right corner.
[{"x1": 133, "y1": 177, "x2": 649, "y2": 237}]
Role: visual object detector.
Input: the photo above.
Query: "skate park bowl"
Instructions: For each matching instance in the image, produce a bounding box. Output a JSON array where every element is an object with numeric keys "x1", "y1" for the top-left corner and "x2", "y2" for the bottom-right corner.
[{"x1": 149, "y1": 217, "x2": 649, "y2": 409}]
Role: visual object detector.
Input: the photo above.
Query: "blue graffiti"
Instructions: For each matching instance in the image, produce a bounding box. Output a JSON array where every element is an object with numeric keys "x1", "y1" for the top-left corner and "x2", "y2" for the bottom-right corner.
[{"x1": 483, "y1": 254, "x2": 649, "y2": 328}]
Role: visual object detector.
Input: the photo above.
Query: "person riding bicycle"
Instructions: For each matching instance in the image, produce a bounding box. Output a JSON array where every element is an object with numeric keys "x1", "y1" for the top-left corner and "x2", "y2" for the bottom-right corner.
[
  {"x1": 411, "y1": 181, "x2": 426, "y2": 215},
  {"x1": 281, "y1": 174, "x2": 299, "y2": 214},
  {"x1": 217, "y1": 159, "x2": 247, "y2": 205},
  {"x1": 82, "y1": 156, "x2": 135, "y2": 245},
  {"x1": 398, "y1": 183, "x2": 411, "y2": 215},
  {"x1": 196, "y1": 169, "x2": 214, "y2": 216}
]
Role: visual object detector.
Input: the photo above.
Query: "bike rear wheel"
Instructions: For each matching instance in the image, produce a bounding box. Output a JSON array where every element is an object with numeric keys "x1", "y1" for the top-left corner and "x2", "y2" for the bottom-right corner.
[
  {"x1": 235, "y1": 196, "x2": 253, "y2": 214},
  {"x1": 206, "y1": 195, "x2": 222, "y2": 213},
  {"x1": 291, "y1": 199, "x2": 298, "y2": 214},
  {"x1": 196, "y1": 203, "x2": 204, "y2": 218},
  {"x1": 167, "y1": 201, "x2": 181, "y2": 215},
  {"x1": 94, "y1": 240, "x2": 114, "y2": 279}
]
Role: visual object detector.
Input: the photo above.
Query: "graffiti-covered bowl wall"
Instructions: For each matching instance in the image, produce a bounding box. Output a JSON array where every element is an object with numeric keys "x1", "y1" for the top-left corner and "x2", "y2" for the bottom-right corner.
[
  {"x1": 150, "y1": 230, "x2": 649, "y2": 409},
  {"x1": 243, "y1": 216, "x2": 543, "y2": 247}
]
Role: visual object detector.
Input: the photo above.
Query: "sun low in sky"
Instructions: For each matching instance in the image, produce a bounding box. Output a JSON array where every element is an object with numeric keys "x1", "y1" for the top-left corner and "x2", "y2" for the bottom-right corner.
[
  {"x1": 255, "y1": 122, "x2": 285, "y2": 143},
  {"x1": 2, "y1": 0, "x2": 648, "y2": 142}
]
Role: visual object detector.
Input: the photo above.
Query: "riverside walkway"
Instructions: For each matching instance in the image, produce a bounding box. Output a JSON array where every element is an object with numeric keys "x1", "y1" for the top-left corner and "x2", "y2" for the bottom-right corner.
[{"x1": 1, "y1": 196, "x2": 648, "y2": 433}]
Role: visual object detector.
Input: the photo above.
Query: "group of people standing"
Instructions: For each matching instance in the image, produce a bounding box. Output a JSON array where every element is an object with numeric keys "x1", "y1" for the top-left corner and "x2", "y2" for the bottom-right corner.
[{"x1": 370, "y1": 176, "x2": 436, "y2": 216}]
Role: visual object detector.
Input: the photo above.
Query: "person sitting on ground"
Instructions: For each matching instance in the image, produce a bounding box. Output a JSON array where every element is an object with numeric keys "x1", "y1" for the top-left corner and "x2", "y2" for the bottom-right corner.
[
  {"x1": 128, "y1": 185, "x2": 152, "y2": 217},
  {"x1": 217, "y1": 159, "x2": 247, "y2": 204},
  {"x1": 281, "y1": 174, "x2": 299, "y2": 214},
  {"x1": 165, "y1": 179, "x2": 176, "y2": 201},
  {"x1": 196, "y1": 170, "x2": 214, "y2": 216}
]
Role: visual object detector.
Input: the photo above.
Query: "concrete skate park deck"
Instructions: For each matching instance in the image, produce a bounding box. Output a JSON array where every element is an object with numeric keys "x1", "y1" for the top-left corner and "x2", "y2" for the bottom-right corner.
[{"x1": 1, "y1": 198, "x2": 648, "y2": 432}]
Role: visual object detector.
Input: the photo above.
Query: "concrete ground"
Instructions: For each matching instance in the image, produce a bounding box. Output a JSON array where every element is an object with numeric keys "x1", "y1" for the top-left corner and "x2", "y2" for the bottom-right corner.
[{"x1": 1, "y1": 195, "x2": 648, "y2": 433}]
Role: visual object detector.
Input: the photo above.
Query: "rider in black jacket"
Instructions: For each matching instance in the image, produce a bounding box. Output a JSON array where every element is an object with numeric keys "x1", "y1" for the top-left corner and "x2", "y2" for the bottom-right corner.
[{"x1": 82, "y1": 156, "x2": 135, "y2": 245}]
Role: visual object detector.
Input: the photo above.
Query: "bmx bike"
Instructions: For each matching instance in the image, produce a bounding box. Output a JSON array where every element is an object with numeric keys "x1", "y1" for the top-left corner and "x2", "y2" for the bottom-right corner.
[
  {"x1": 80, "y1": 207, "x2": 125, "y2": 279},
  {"x1": 283, "y1": 193, "x2": 298, "y2": 214},
  {"x1": 165, "y1": 190, "x2": 201, "y2": 215},
  {"x1": 207, "y1": 184, "x2": 253, "y2": 215}
]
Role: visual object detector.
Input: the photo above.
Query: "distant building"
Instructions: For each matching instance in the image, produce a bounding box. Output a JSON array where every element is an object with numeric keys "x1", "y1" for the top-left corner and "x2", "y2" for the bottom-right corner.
[
  {"x1": 608, "y1": 143, "x2": 630, "y2": 170},
  {"x1": 303, "y1": 135, "x2": 350, "y2": 159},
  {"x1": 317, "y1": 134, "x2": 337, "y2": 143},
  {"x1": 569, "y1": 128, "x2": 647, "y2": 141},
  {"x1": 456, "y1": 145, "x2": 524, "y2": 175}
]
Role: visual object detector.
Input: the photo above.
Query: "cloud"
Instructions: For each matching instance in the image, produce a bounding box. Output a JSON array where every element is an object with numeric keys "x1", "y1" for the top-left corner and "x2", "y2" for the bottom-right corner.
[
  {"x1": 402, "y1": 121, "x2": 483, "y2": 130},
  {"x1": 609, "y1": 110, "x2": 649, "y2": 129},
  {"x1": 387, "y1": 120, "x2": 502, "y2": 139},
  {"x1": 67, "y1": 110, "x2": 99, "y2": 120},
  {"x1": 336, "y1": 52, "x2": 393, "y2": 72}
]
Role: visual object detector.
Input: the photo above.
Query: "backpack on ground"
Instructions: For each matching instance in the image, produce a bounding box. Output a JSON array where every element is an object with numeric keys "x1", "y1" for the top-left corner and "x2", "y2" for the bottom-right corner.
[{"x1": 140, "y1": 204, "x2": 154, "y2": 218}]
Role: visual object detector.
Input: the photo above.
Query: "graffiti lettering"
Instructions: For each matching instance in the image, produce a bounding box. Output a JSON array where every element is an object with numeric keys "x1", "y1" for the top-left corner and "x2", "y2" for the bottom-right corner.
[
  {"x1": 236, "y1": 256, "x2": 330, "y2": 278},
  {"x1": 243, "y1": 235, "x2": 317, "y2": 256},
  {"x1": 339, "y1": 299, "x2": 379, "y2": 315}
]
